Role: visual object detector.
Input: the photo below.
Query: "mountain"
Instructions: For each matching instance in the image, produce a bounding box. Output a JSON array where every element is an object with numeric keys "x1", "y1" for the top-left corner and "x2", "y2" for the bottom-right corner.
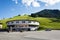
[
  {"x1": 0, "y1": 9, "x2": 60, "y2": 30},
  {"x1": 31, "y1": 9, "x2": 60, "y2": 18}
]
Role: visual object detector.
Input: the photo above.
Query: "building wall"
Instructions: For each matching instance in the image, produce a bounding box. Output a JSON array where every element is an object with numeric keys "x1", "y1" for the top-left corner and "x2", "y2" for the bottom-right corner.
[
  {"x1": 0, "y1": 24, "x2": 2, "y2": 29},
  {"x1": 7, "y1": 20, "x2": 39, "y2": 31}
]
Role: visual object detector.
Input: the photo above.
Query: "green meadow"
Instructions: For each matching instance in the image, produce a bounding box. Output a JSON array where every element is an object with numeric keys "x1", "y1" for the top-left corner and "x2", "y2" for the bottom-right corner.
[{"x1": 0, "y1": 15, "x2": 60, "y2": 30}]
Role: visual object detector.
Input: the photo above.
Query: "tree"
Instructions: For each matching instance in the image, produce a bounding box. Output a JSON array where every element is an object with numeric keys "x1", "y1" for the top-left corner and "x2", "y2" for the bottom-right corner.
[{"x1": 18, "y1": 14, "x2": 21, "y2": 16}]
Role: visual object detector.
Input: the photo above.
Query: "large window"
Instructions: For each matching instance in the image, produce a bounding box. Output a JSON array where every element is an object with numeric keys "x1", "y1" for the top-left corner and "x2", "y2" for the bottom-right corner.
[
  {"x1": 33, "y1": 21, "x2": 36, "y2": 23},
  {"x1": 11, "y1": 21, "x2": 14, "y2": 23},
  {"x1": 29, "y1": 25, "x2": 38, "y2": 27},
  {"x1": 16, "y1": 21, "x2": 19, "y2": 23},
  {"x1": 28, "y1": 21, "x2": 31, "y2": 23},
  {"x1": 22, "y1": 21, "x2": 25, "y2": 23},
  {"x1": 8, "y1": 22, "x2": 10, "y2": 24}
]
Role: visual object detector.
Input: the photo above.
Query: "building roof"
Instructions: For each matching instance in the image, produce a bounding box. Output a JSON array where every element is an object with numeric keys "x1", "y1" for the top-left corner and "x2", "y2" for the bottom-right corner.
[{"x1": 6, "y1": 19, "x2": 39, "y2": 23}]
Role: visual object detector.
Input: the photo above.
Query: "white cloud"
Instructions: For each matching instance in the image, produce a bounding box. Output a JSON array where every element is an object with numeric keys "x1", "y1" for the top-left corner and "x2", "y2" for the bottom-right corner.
[
  {"x1": 12, "y1": 0, "x2": 60, "y2": 7},
  {"x1": 22, "y1": 0, "x2": 34, "y2": 6},
  {"x1": 45, "y1": 4, "x2": 48, "y2": 6},
  {"x1": 32, "y1": 1, "x2": 40, "y2": 7},
  {"x1": 22, "y1": 0, "x2": 40, "y2": 7},
  {"x1": 12, "y1": 0, "x2": 18, "y2": 4},
  {"x1": 38, "y1": 0, "x2": 60, "y2": 6}
]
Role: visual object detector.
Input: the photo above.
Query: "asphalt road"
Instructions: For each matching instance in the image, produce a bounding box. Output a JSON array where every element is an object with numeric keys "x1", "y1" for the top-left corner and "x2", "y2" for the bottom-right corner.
[{"x1": 0, "y1": 30, "x2": 60, "y2": 40}]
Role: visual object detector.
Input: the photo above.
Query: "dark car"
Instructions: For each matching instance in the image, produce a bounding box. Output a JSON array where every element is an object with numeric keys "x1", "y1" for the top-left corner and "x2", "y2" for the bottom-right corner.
[{"x1": 45, "y1": 28, "x2": 52, "y2": 31}]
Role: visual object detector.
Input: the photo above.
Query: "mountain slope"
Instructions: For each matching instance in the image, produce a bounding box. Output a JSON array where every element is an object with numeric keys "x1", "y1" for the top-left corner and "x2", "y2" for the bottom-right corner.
[
  {"x1": 31, "y1": 9, "x2": 60, "y2": 18},
  {"x1": 0, "y1": 15, "x2": 60, "y2": 30}
]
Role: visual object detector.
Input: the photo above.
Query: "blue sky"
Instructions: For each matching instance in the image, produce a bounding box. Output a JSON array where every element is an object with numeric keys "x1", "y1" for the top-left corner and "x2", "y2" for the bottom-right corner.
[{"x1": 0, "y1": 0, "x2": 60, "y2": 19}]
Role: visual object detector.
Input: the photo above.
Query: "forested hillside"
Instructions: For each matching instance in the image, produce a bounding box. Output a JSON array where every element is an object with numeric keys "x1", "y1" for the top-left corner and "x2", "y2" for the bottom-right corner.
[{"x1": 31, "y1": 9, "x2": 60, "y2": 18}]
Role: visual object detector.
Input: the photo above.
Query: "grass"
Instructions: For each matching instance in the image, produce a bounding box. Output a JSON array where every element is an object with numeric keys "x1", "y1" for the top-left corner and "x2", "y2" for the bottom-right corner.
[{"x1": 0, "y1": 15, "x2": 60, "y2": 30}]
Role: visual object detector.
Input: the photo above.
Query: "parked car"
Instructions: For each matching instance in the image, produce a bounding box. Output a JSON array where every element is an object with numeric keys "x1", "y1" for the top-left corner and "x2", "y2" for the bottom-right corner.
[{"x1": 45, "y1": 28, "x2": 52, "y2": 31}]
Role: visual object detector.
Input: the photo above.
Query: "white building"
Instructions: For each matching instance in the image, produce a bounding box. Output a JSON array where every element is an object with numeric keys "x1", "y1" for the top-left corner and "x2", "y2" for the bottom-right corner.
[
  {"x1": 6, "y1": 20, "x2": 39, "y2": 31},
  {"x1": 0, "y1": 23, "x2": 3, "y2": 29}
]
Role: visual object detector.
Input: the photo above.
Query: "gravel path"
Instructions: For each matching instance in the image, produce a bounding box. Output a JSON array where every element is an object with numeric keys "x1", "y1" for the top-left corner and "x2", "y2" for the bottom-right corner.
[{"x1": 0, "y1": 30, "x2": 60, "y2": 40}]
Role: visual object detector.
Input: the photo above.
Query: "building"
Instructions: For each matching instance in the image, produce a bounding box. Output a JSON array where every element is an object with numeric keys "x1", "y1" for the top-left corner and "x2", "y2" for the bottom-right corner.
[
  {"x1": 6, "y1": 20, "x2": 39, "y2": 31},
  {"x1": 0, "y1": 23, "x2": 3, "y2": 29}
]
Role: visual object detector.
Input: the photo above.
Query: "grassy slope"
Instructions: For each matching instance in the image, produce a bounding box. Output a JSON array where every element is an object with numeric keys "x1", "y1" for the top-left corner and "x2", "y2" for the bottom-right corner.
[{"x1": 0, "y1": 15, "x2": 60, "y2": 30}]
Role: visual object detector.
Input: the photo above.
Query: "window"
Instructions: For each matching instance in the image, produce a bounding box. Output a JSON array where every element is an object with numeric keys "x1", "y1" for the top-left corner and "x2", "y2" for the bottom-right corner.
[
  {"x1": 22, "y1": 21, "x2": 25, "y2": 23},
  {"x1": 16, "y1": 21, "x2": 19, "y2": 23},
  {"x1": 8, "y1": 22, "x2": 10, "y2": 24},
  {"x1": 29, "y1": 25, "x2": 38, "y2": 27},
  {"x1": 28, "y1": 21, "x2": 31, "y2": 23},
  {"x1": 33, "y1": 21, "x2": 36, "y2": 23},
  {"x1": 11, "y1": 21, "x2": 14, "y2": 23}
]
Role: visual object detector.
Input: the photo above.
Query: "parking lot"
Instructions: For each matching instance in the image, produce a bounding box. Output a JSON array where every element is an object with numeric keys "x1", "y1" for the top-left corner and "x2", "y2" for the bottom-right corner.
[{"x1": 0, "y1": 30, "x2": 60, "y2": 40}]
